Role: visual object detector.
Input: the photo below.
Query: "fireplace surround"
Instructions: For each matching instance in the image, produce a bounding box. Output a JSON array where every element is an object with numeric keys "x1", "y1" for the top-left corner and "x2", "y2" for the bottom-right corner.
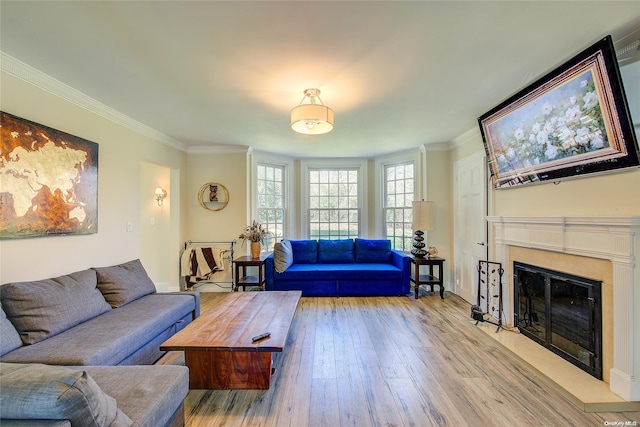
[{"x1": 487, "y1": 216, "x2": 640, "y2": 401}]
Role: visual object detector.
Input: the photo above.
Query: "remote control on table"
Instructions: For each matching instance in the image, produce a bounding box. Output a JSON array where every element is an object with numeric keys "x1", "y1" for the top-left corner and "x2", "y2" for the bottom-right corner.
[{"x1": 252, "y1": 332, "x2": 271, "y2": 342}]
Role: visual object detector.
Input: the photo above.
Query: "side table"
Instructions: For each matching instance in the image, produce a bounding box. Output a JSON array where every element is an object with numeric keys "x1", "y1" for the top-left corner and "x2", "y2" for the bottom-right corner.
[
  {"x1": 233, "y1": 255, "x2": 267, "y2": 292},
  {"x1": 410, "y1": 256, "x2": 445, "y2": 299}
]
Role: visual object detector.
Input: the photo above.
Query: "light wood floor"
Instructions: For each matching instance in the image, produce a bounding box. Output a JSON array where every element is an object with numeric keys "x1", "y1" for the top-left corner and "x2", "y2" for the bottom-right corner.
[{"x1": 158, "y1": 291, "x2": 640, "y2": 427}]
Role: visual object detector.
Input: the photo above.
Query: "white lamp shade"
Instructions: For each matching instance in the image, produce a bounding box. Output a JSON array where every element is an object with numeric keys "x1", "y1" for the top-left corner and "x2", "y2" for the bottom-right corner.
[
  {"x1": 412, "y1": 200, "x2": 434, "y2": 231},
  {"x1": 291, "y1": 104, "x2": 334, "y2": 135}
]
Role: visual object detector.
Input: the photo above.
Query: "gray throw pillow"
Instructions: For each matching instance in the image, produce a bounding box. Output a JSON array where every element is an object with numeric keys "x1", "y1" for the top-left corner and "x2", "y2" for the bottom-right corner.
[
  {"x1": 0, "y1": 269, "x2": 112, "y2": 345},
  {"x1": 93, "y1": 259, "x2": 156, "y2": 308},
  {"x1": 0, "y1": 363, "x2": 132, "y2": 426},
  {"x1": 273, "y1": 240, "x2": 293, "y2": 273},
  {"x1": 0, "y1": 305, "x2": 22, "y2": 355}
]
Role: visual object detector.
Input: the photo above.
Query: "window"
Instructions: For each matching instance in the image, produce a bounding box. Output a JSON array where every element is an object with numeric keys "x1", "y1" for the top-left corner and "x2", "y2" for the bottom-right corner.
[
  {"x1": 308, "y1": 169, "x2": 359, "y2": 239},
  {"x1": 383, "y1": 162, "x2": 414, "y2": 251},
  {"x1": 257, "y1": 163, "x2": 284, "y2": 249}
]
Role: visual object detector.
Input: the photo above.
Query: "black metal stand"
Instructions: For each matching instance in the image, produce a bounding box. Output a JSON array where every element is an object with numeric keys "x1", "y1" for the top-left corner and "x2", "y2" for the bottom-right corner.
[{"x1": 471, "y1": 260, "x2": 504, "y2": 333}]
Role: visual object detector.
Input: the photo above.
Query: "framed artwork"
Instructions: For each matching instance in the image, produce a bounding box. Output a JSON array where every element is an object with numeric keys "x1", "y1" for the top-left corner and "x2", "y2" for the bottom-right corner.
[
  {"x1": 479, "y1": 36, "x2": 639, "y2": 189},
  {"x1": 1, "y1": 111, "x2": 99, "y2": 239}
]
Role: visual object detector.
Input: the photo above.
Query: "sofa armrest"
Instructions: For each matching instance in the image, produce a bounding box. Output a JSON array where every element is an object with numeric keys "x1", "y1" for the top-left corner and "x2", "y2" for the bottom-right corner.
[
  {"x1": 156, "y1": 291, "x2": 200, "y2": 319},
  {"x1": 391, "y1": 250, "x2": 413, "y2": 290},
  {"x1": 264, "y1": 253, "x2": 275, "y2": 290}
]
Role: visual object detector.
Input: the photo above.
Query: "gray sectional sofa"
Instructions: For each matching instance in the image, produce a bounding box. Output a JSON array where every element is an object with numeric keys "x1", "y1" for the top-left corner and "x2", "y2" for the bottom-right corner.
[
  {"x1": 0, "y1": 362, "x2": 188, "y2": 427},
  {"x1": 0, "y1": 259, "x2": 198, "y2": 426}
]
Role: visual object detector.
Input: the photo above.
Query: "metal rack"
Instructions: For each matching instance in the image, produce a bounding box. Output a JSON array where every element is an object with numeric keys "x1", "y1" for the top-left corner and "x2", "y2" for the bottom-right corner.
[
  {"x1": 472, "y1": 260, "x2": 504, "y2": 332},
  {"x1": 181, "y1": 240, "x2": 235, "y2": 291}
]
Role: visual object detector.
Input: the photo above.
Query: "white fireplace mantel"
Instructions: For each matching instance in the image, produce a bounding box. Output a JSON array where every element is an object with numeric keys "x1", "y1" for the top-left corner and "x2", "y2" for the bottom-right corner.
[{"x1": 487, "y1": 216, "x2": 640, "y2": 401}]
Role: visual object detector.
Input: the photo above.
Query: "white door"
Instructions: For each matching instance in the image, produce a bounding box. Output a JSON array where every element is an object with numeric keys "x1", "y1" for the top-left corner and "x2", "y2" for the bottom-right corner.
[{"x1": 453, "y1": 151, "x2": 487, "y2": 304}]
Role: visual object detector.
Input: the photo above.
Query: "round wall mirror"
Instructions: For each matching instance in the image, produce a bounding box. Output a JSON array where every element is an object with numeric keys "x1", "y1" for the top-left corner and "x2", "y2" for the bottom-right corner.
[{"x1": 197, "y1": 182, "x2": 229, "y2": 211}]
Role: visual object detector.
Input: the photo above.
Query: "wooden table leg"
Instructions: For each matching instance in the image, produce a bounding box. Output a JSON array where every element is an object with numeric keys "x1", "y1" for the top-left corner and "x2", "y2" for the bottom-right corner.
[
  {"x1": 414, "y1": 262, "x2": 419, "y2": 299},
  {"x1": 429, "y1": 264, "x2": 434, "y2": 292}
]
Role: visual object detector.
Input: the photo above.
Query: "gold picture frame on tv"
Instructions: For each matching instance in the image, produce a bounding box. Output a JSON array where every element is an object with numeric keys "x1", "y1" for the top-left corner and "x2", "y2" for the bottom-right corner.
[{"x1": 479, "y1": 36, "x2": 639, "y2": 189}]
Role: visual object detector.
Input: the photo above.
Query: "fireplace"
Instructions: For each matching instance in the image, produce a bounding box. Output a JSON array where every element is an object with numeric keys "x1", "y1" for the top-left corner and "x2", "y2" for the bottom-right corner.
[
  {"x1": 514, "y1": 262, "x2": 602, "y2": 379},
  {"x1": 486, "y1": 216, "x2": 640, "y2": 401}
]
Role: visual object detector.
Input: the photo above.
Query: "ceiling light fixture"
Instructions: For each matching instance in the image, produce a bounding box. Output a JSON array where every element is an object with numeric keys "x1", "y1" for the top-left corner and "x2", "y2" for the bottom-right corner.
[{"x1": 290, "y1": 88, "x2": 334, "y2": 135}]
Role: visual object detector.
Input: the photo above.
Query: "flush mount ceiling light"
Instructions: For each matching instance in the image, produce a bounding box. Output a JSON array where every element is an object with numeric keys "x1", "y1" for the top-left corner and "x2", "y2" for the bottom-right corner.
[{"x1": 290, "y1": 88, "x2": 334, "y2": 135}]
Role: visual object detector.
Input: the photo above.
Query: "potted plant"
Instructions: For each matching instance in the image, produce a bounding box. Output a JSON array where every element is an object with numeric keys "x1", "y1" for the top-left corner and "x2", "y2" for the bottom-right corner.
[{"x1": 239, "y1": 220, "x2": 271, "y2": 258}]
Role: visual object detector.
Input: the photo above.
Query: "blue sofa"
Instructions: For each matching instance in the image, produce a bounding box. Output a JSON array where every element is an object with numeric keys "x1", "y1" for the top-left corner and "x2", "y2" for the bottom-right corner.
[{"x1": 265, "y1": 238, "x2": 412, "y2": 296}]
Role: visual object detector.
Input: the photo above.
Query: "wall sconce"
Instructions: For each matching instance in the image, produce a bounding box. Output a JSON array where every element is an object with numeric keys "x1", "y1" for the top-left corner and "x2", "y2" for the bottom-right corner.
[{"x1": 155, "y1": 187, "x2": 167, "y2": 206}]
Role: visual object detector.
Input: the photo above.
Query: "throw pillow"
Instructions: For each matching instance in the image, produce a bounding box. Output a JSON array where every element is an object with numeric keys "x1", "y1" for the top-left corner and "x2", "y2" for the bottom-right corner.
[
  {"x1": 93, "y1": 259, "x2": 157, "y2": 308},
  {"x1": 318, "y1": 239, "x2": 354, "y2": 263},
  {"x1": 0, "y1": 305, "x2": 22, "y2": 356},
  {"x1": 354, "y1": 238, "x2": 392, "y2": 263},
  {"x1": 0, "y1": 363, "x2": 132, "y2": 426},
  {"x1": 289, "y1": 240, "x2": 318, "y2": 264},
  {"x1": 0, "y1": 269, "x2": 112, "y2": 345},
  {"x1": 274, "y1": 240, "x2": 293, "y2": 273}
]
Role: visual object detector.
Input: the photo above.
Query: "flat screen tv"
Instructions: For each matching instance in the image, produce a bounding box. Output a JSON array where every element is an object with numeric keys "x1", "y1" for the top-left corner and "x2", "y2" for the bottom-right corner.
[{"x1": 478, "y1": 35, "x2": 639, "y2": 189}]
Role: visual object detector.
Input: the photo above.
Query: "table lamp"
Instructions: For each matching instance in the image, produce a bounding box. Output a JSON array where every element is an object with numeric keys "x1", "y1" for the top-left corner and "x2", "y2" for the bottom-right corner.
[{"x1": 411, "y1": 200, "x2": 433, "y2": 258}]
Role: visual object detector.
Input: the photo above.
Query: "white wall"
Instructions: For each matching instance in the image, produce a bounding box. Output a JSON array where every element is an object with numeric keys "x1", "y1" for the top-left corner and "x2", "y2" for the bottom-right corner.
[
  {"x1": 140, "y1": 161, "x2": 174, "y2": 290},
  {"x1": 185, "y1": 150, "x2": 248, "y2": 253},
  {"x1": 0, "y1": 72, "x2": 188, "y2": 286}
]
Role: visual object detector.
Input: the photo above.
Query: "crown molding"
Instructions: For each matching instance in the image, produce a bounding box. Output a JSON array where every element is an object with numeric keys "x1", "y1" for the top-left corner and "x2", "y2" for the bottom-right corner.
[
  {"x1": 187, "y1": 144, "x2": 250, "y2": 155},
  {"x1": 450, "y1": 126, "x2": 482, "y2": 149},
  {"x1": 0, "y1": 51, "x2": 186, "y2": 152},
  {"x1": 422, "y1": 142, "x2": 451, "y2": 152}
]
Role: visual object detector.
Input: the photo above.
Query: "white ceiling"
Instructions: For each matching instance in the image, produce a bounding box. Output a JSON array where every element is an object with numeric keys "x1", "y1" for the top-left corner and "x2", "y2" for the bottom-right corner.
[{"x1": 1, "y1": 1, "x2": 639, "y2": 158}]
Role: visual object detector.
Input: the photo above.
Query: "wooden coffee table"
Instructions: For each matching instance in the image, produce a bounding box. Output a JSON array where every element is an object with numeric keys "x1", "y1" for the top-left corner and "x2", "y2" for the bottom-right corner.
[{"x1": 160, "y1": 290, "x2": 301, "y2": 390}]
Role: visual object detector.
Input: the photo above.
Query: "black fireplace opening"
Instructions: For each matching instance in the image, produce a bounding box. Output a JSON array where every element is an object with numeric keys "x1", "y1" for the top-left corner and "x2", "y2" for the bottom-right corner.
[{"x1": 514, "y1": 262, "x2": 602, "y2": 380}]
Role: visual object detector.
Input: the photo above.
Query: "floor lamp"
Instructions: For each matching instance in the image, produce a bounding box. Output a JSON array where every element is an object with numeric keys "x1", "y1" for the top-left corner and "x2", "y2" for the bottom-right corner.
[{"x1": 411, "y1": 200, "x2": 433, "y2": 258}]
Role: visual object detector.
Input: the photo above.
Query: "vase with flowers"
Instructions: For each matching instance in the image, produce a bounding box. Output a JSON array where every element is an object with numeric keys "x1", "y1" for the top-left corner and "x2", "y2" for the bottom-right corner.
[{"x1": 239, "y1": 220, "x2": 272, "y2": 258}]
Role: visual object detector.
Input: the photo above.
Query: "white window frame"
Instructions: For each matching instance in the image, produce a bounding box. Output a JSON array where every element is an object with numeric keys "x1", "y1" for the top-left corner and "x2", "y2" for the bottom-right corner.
[
  {"x1": 256, "y1": 162, "x2": 286, "y2": 250},
  {"x1": 251, "y1": 152, "x2": 293, "y2": 244},
  {"x1": 382, "y1": 161, "x2": 415, "y2": 251},
  {"x1": 374, "y1": 148, "x2": 424, "y2": 243},
  {"x1": 301, "y1": 159, "x2": 367, "y2": 239}
]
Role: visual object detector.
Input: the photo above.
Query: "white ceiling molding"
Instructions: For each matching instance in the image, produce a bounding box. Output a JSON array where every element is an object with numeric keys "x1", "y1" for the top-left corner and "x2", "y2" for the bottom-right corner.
[
  {"x1": 450, "y1": 127, "x2": 483, "y2": 149},
  {"x1": 0, "y1": 51, "x2": 186, "y2": 152},
  {"x1": 615, "y1": 28, "x2": 640, "y2": 66},
  {"x1": 187, "y1": 144, "x2": 250, "y2": 155},
  {"x1": 422, "y1": 142, "x2": 451, "y2": 152}
]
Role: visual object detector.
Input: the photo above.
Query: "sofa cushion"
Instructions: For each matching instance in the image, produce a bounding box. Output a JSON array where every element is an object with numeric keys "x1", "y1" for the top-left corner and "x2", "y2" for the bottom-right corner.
[
  {"x1": 275, "y1": 263, "x2": 402, "y2": 281},
  {"x1": 0, "y1": 293, "x2": 196, "y2": 366},
  {"x1": 290, "y1": 240, "x2": 318, "y2": 264},
  {"x1": 76, "y1": 365, "x2": 189, "y2": 427},
  {"x1": 318, "y1": 239, "x2": 354, "y2": 263},
  {"x1": 0, "y1": 269, "x2": 112, "y2": 345},
  {"x1": 0, "y1": 306, "x2": 22, "y2": 356},
  {"x1": 354, "y1": 238, "x2": 392, "y2": 263},
  {"x1": 93, "y1": 259, "x2": 156, "y2": 308},
  {"x1": 0, "y1": 363, "x2": 132, "y2": 426},
  {"x1": 273, "y1": 240, "x2": 293, "y2": 273}
]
